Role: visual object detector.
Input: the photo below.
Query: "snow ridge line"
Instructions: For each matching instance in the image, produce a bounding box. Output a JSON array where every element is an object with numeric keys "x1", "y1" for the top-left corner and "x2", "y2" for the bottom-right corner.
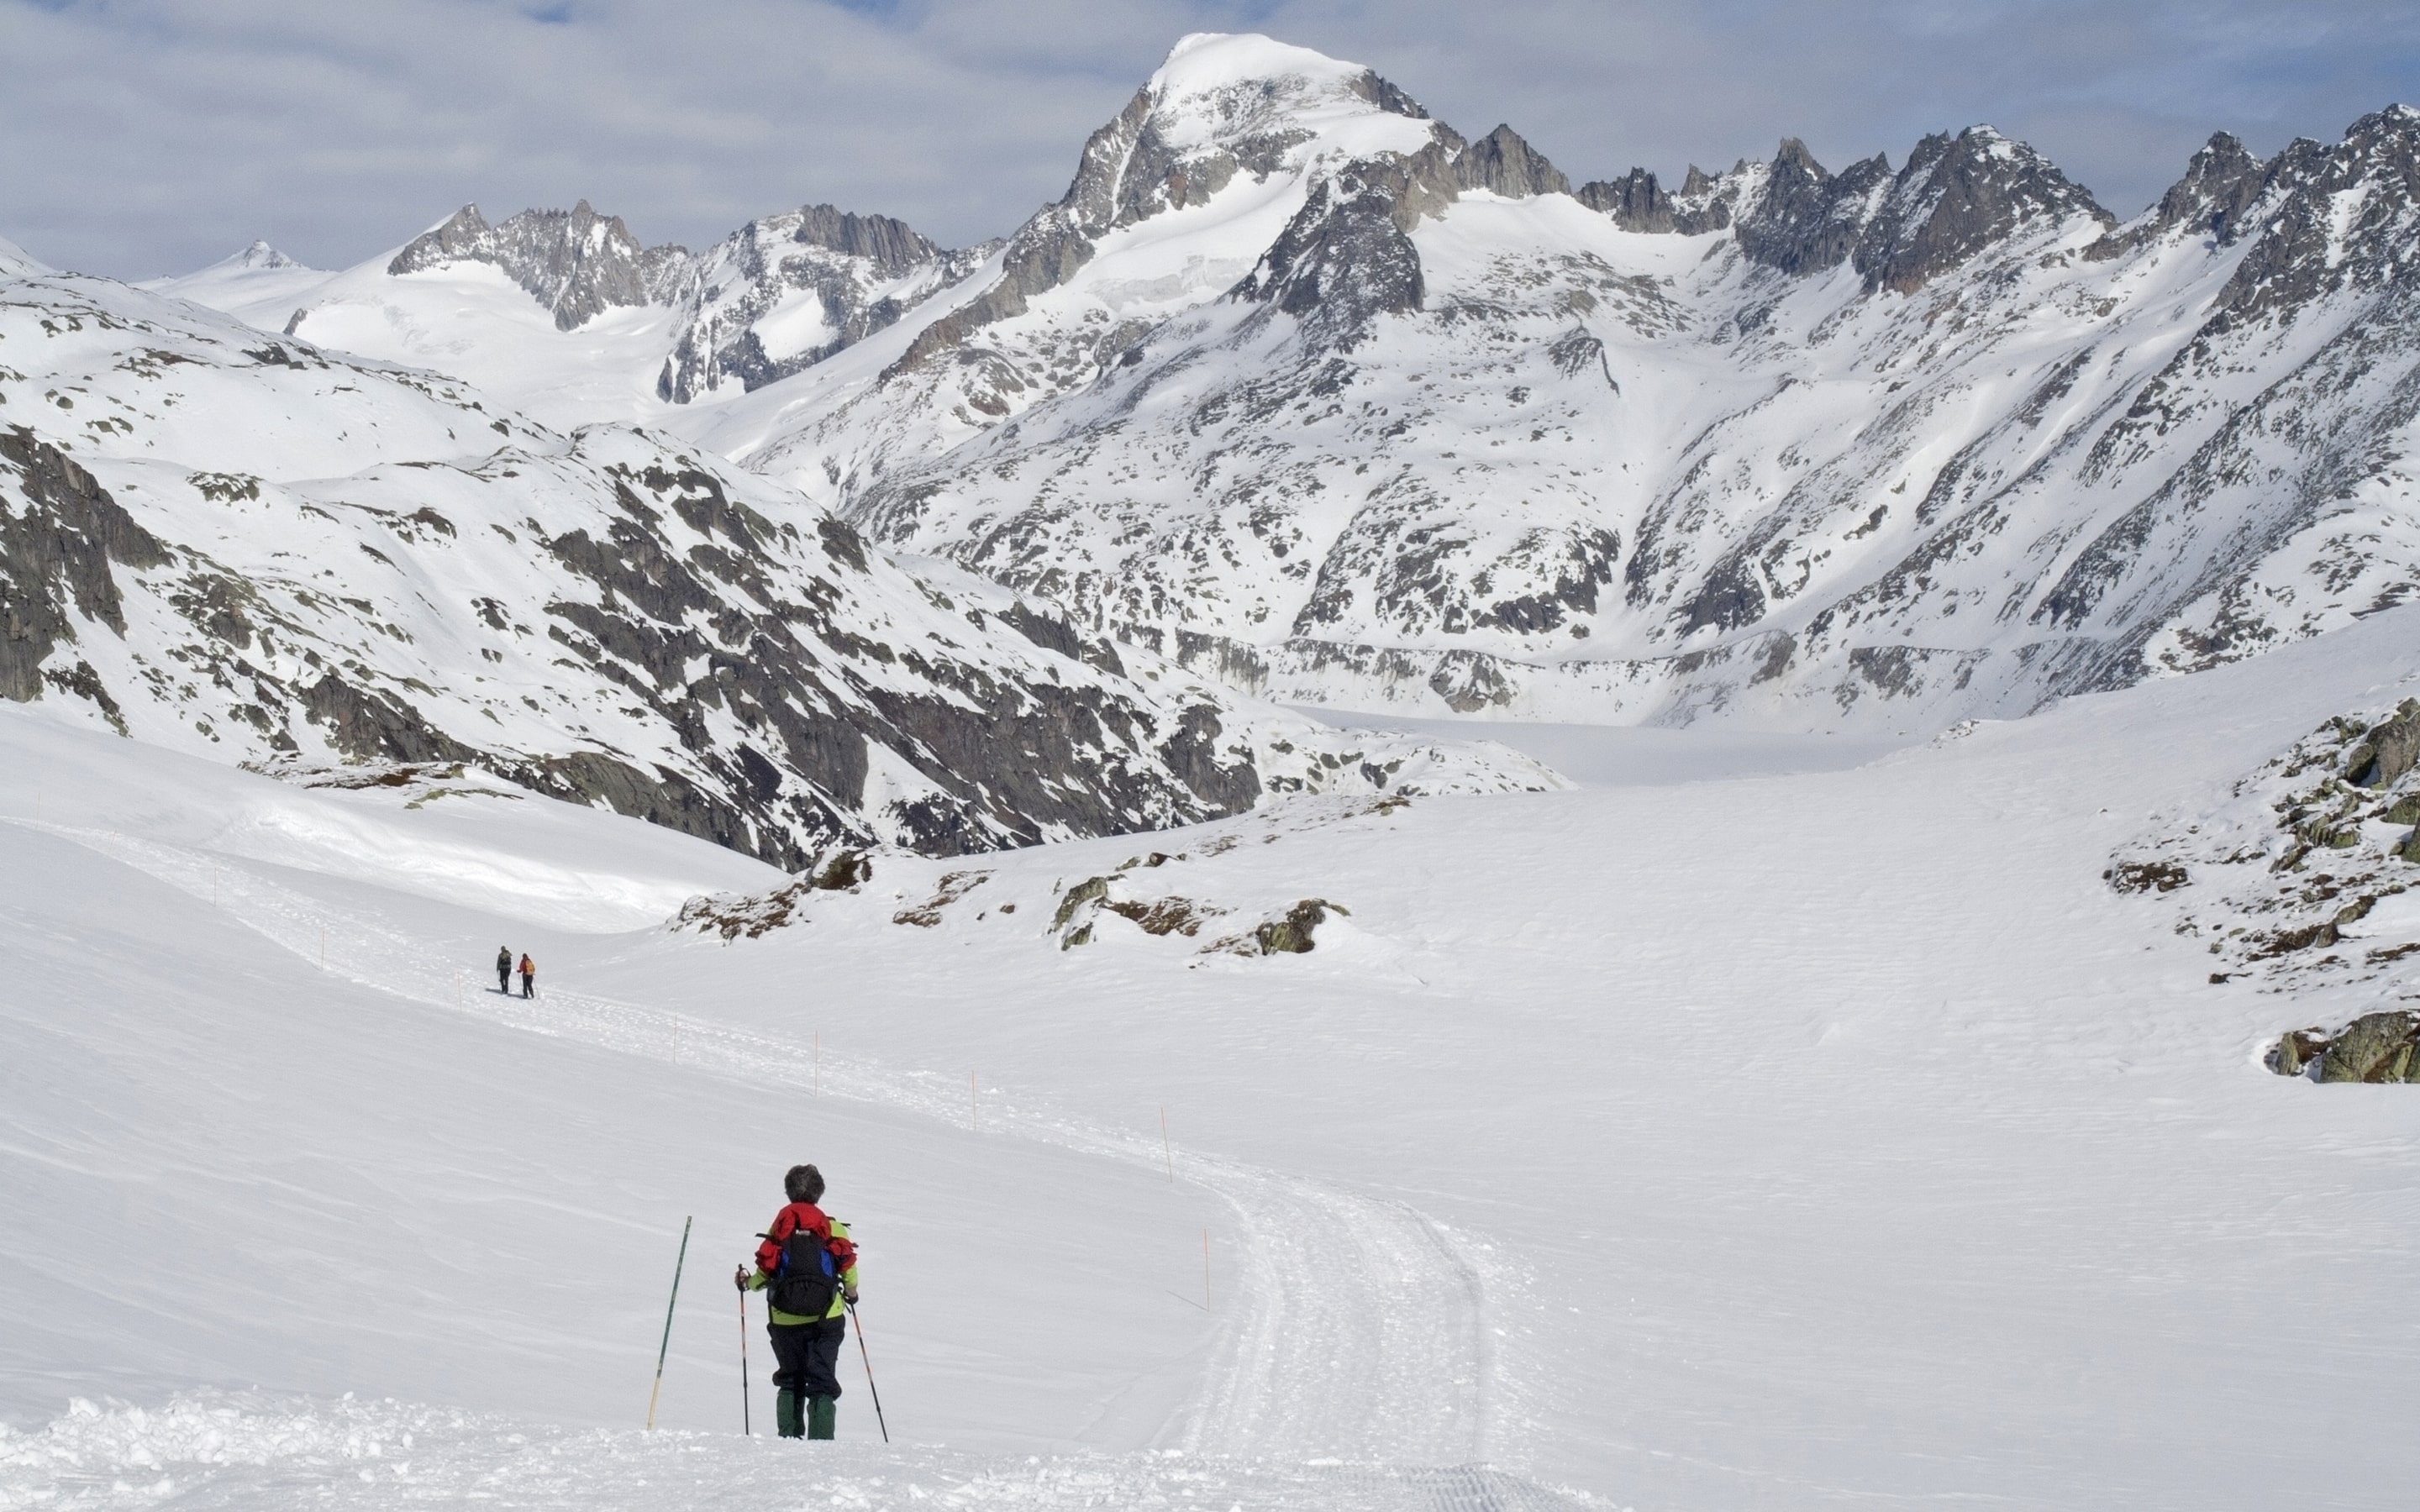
[{"x1": 18, "y1": 819, "x2": 1521, "y2": 1470}]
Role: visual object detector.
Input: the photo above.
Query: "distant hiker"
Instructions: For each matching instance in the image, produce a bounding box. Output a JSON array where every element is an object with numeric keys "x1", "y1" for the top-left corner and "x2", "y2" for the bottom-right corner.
[
  {"x1": 495, "y1": 946, "x2": 513, "y2": 995},
  {"x1": 518, "y1": 953, "x2": 535, "y2": 999},
  {"x1": 736, "y1": 1163, "x2": 859, "y2": 1440}
]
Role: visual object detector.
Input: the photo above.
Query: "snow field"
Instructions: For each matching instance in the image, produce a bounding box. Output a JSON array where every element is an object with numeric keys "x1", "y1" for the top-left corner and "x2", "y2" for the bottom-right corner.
[
  {"x1": 0, "y1": 1391, "x2": 1592, "y2": 1511},
  {"x1": 0, "y1": 708, "x2": 1570, "y2": 1505},
  {"x1": 597, "y1": 607, "x2": 2420, "y2": 1509},
  {"x1": 12, "y1": 611, "x2": 2420, "y2": 1506},
  {"x1": 0, "y1": 725, "x2": 1232, "y2": 1457}
]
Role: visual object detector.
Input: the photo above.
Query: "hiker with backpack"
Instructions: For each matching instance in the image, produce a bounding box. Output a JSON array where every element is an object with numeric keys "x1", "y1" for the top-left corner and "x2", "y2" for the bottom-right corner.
[
  {"x1": 518, "y1": 953, "x2": 535, "y2": 999},
  {"x1": 495, "y1": 946, "x2": 512, "y2": 995},
  {"x1": 736, "y1": 1163, "x2": 859, "y2": 1440}
]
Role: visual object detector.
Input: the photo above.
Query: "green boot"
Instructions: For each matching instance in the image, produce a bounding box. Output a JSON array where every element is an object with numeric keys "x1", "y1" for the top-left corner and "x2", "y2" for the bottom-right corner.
[
  {"x1": 776, "y1": 1388, "x2": 804, "y2": 1438},
  {"x1": 807, "y1": 1394, "x2": 836, "y2": 1441}
]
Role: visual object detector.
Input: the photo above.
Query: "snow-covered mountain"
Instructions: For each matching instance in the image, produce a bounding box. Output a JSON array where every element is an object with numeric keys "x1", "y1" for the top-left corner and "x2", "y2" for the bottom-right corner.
[
  {"x1": 137, "y1": 36, "x2": 2420, "y2": 735},
  {"x1": 154, "y1": 201, "x2": 991, "y2": 430},
  {"x1": 138, "y1": 239, "x2": 329, "y2": 329},
  {"x1": 665, "y1": 35, "x2": 2420, "y2": 730},
  {"x1": 0, "y1": 259, "x2": 1551, "y2": 867},
  {"x1": 44, "y1": 28, "x2": 2420, "y2": 858}
]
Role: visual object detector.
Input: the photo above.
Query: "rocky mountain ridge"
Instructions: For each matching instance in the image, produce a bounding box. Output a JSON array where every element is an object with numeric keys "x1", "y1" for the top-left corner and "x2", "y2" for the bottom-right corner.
[
  {"x1": 0, "y1": 257, "x2": 1554, "y2": 868},
  {"x1": 118, "y1": 35, "x2": 2420, "y2": 733}
]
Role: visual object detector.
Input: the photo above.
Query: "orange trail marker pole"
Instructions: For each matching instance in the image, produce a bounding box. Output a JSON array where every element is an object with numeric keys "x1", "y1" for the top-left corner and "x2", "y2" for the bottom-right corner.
[{"x1": 1160, "y1": 1107, "x2": 1175, "y2": 1183}]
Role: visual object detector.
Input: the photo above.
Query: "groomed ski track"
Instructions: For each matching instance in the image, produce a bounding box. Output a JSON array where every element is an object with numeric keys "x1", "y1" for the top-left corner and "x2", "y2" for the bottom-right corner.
[{"x1": 8, "y1": 816, "x2": 1542, "y2": 1487}]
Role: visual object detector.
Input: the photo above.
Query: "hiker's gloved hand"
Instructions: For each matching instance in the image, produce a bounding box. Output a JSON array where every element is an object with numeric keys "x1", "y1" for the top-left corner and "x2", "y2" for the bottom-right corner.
[
  {"x1": 842, "y1": 1288, "x2": 859, "y2": 1305},
  {"x1": 734, "y1": 1266, "x2": 750, "y2": 1291}
]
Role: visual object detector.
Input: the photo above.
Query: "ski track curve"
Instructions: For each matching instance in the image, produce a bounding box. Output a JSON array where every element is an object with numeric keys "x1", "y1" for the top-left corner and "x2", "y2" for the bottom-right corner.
[{"x1": 18, "y1": 820, "x2": 1535, "y2": 1477}]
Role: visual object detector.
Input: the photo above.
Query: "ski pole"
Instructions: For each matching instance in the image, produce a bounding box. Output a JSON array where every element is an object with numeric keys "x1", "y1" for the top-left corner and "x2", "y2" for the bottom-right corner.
[
  {"x1": 646, "y1": 1215, "x2": 692, "y2": 1431},
  {"x1": 846, "y1": 1299, "x2": 890, "y2": 1443},
  {"x1": 739, "y1": 1282, "x2": 752, "y2": 1436}
]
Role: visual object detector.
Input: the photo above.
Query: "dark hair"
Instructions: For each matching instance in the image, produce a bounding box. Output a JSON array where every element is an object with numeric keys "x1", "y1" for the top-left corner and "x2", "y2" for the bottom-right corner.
[{"x1": 784, "y1": 1164, "x2": 825, "y2": 1205}]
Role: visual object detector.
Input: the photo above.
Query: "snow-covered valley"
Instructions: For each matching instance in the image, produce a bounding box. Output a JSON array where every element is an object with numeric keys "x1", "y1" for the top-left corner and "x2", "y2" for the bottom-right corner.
[
  {"x1": 12, "y1": 22, "x2": 2420, "y2": 1511},
  {"x1": 10, "y1": 615, "x2": 2420, "y2": 1509}
]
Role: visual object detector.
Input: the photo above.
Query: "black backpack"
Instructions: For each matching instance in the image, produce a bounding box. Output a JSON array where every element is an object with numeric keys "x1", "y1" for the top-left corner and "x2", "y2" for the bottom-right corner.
[{"x1": 765, "y1": 1225, "x2": 839, "y2": 1319}]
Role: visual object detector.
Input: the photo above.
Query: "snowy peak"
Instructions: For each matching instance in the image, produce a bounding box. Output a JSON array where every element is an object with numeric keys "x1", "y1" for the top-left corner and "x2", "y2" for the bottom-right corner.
[
  {"x1": 1146, "y1": 32, "x2": 1432, "y2": 150},
  {"x1": 388, "y1": 200, "x2": 691, "y2": 330},
  {"x1": 214, "y1": 239, "x2": 313, "y2": 273},
  {"x1": 0, "y1": 234, "x2": 50, "y2": 277},
  {"x1": 886, "y1": 33, "x2": 1439, "y2": 374}
]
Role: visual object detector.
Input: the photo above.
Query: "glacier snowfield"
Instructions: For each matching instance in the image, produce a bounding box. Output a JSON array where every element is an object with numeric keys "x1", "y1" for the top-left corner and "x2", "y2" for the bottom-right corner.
[
  {"x1": 14, "y1": 20, "x2": 2420, "y2": 1510},
  {"x1": 10, "y1": 612, "x2": 2420, "y2": 1509}
]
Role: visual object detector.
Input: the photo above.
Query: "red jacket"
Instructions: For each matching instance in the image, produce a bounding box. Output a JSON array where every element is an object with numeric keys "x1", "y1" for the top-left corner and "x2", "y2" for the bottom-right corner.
[{"x1": 755, "y1": 1201, "x2": 857, "y2": 1276}]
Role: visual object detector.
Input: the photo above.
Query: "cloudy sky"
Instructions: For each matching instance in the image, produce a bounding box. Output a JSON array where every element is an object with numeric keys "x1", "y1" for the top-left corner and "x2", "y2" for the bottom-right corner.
[{"x1": 6, "y1": 0, "x2": 2417, "y2": 280}]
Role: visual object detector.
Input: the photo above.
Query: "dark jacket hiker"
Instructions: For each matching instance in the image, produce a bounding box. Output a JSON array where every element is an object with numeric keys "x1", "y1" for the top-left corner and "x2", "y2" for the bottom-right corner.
[
  {"x1": 737, "y1": 1163, "x2": 859, "y2": 1440},
  {"x1": 494, "y1": 947, "x2": 512, "y2": 994}
]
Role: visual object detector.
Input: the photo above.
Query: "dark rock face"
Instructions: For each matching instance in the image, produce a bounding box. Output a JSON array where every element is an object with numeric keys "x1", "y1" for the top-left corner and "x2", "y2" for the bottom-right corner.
[
  {"x1": 1234, "y1": 160, "x2": 1428, "y2": 346},
  {"x1": 1574, "y1": 169, "x2": 1733, "y2": 234},
  {"x1": 1454, "y1": 125, "x2": 1570, "y2": 198},
  {"x1": 1852, "y1": 128, "x2": 2112, "y2": 294},
  {"x1": 0, "y1": 427, "x2": 170, "y2": 711},
  {"x1": 2089, "y1": 133, "x2": 2266, "y2": 258},
  {"x1": 1734, "y1": 139, "x2": 1893, "y2": 276},
  {"x1": 790, "y1": 205, "x2": 938, "y2": 274},
  {"x1": 1346, "y1": 68, "x2": 1429, "y2": 119},
  {"x1": 390, "y1": 202, "x2": 690, "y2": 331},
  {"x1": 2207, "y1": 106, "x2": 2420, "y2": 326}
]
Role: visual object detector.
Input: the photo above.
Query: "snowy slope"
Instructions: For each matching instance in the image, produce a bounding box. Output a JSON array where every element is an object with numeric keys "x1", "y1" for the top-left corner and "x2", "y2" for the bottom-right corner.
[
  {"x1": 10, "y1": 606, "x2": 2420, "y2": 1509},
  {"x1": 0, "y1": 259, "x2": 1555, "y2": 869}
]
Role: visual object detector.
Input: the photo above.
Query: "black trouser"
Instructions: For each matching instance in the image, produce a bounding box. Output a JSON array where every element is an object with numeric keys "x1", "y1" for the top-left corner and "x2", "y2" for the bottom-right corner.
[
  {"x1": 497, "y1": 967, "x2": 510, "y2": 993},
  {"x1": 768, "y1": 1315, "x2": 846, "y2": 1399},
  {"x1": 520, "y1": 974, "x2": 534, "y2": 999}
]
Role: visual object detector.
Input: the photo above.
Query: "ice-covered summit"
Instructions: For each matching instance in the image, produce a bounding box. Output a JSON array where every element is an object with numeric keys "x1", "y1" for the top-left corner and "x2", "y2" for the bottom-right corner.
[{"x1": 1140, "y1": 32, "x2": 1435, "y2": 163}]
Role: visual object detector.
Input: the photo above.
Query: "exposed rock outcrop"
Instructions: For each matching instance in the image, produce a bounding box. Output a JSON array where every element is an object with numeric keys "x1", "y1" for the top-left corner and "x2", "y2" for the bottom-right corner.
[
  {"x1": 390, "y1": 202, "x2": 690, "y2": 331},
  {"x1": 2270, "y1": 1011, "x2": 2420, "y2": 1081}
]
